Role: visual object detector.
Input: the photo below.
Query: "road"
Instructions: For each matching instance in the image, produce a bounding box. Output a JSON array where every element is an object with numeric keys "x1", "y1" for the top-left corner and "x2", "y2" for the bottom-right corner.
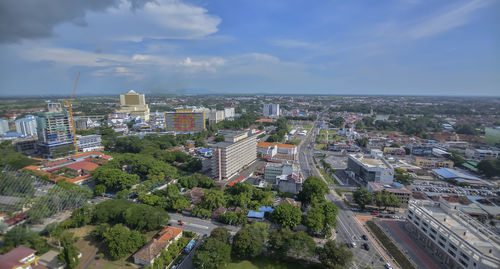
[{"x1": 298, "y1": 116, "x2": 393, "y2": 269}]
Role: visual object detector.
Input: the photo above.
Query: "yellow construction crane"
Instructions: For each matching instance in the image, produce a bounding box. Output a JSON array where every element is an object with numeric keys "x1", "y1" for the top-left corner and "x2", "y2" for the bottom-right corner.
[{"x1": 63, "y1": 72, "x2": 80, "y2": 154}]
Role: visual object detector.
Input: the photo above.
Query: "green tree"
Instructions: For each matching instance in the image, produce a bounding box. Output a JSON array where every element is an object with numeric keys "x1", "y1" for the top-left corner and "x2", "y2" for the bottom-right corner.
[
  {"x1": 268, "y1": 229, "x2": 316, "y2": 260},
  {"x1": 93, "y1": 184, "x2": 106, "y2": 196},
  {"x1": 123, "y1": 204, "x2": 170, "y2": 231},
  {"x1": 318, "y1": 240, "x2": 353, "y2": 269},
  {"x1": 232, "y1": 222, "x2": 269, "y2": 259},
  {"x1": 210, "y1": 227, "x2": 230, "y2": 244},
  {"x1": 477, "y1": 159, "x2": 500, "y2": 178},
  {"x1": 100, "y1": 224, "x2": 146, "y2": 260},
  {"x1": 91, "y1": 167, "x2": 139, "y2": 191},
  {"x1": 304, "y1": 202, "x2": 338, "y2": 237},
  {"x1": 449, "y1": 150, "x2": 465, "y2": 166},
  {"x1": 193, "y1": 238, "x2": 231, "y2": 269},
  {"x1": 214, "y1": 135, "x2": 225, "y2": 142},
  {"x1": 201, "y1": 190, "x2": 226, "y2": 211},
  {"x1": 298, "y1": 176, "x2": 329, "y2": 205},
  {"x1": 58, "y1": 232, "x2": 80, "y2": 269},
  {"x1": 270, "y1": 203, "x2": 302, "y2": 229},
  {"x1": 353, "y1": 187, "x2": 372, "y2": 210}
]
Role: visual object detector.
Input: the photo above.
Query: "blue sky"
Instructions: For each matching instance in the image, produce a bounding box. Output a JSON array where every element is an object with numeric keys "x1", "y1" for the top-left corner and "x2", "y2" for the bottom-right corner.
[{"x1": 0, "y1": 0, "x2": 499, "y2": 96}]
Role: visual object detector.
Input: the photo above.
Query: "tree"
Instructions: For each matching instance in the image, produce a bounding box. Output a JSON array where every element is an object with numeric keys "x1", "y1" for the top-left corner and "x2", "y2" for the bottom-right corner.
[
  {"x1": 449, "y1": 150, "x2": 465, "y2": 166},
  {"x1": 394, "y1": 168, "x2": 413, "y2": 186},
  {"x1": 193, "y1": 238, "x2": 231, "y2": 269},
  {"x1": 123, "y1": 204, "x2": 170, "y2": 231},
  {"x1": 268, "y1": 229, "x2": 316, "y2": 260},
  {"x1": 232, "y1": 223, "x2": 269, "y2": 259},
  {"x1": 353, "y1": 188, "x2": 372, "y2": 210},
  {"x1": 477, "y1": 159, "x2": 500, "y2": 178},
  {"x1": 210, "y1": 227, "x2": 230, "y2": 244},
  {"x1": 100, "y1": 224, "x2": 146, "y2": 260},
  {"x1": 91, "y1": 167, "x2": 139, "y2": 191},
  {"x1": 214, "y1": 135, "x2": 225, "y2": 142},
  {"x1": 298, "y1": 176, "x2": 328, "y2": 205},
  {"x1": 201, "y1": 190, "x2": 225, "y2": 211},
  {"x1": 94, "y1": 184, "x2": 106, "y2": 196},
  {"x1": 318, "y1": 240, "x2": 353, "y2": 269},
  {"x1": 270, "y1": 203, "x2": 302, "y2": 229},
  {"x1": 304, "y1": 202, "x2": 338, "y2": 237},
  {"x1": 58, "y1": 232, "x2": 80, "y2": 269},
  {"x1": 69, "y1": 205, "x2": 93, "y2": 227},
  {"x1": 355, "y1": 137, "x2": 369, "y2": 148}
]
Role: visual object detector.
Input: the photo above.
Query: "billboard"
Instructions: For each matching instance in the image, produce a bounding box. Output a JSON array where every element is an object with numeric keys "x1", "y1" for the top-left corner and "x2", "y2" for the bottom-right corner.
[{"x1": 165, "y1": 112, "x2": 205, "y2": 133}]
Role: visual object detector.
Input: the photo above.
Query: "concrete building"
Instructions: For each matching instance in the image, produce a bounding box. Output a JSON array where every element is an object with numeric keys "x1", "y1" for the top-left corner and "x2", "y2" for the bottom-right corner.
[
  {"x1": 264, "y1": 163, "x2": 294, "y2": 183},
  {"x1": 0, "y1": 118, "x2": 9, "y2": 134},
  {"x1": 224, "y1": 107, "x2": 235, "y2": 119},
  {"x1": 0, "y1": 245, "x2": 45, "y2": 269},
  {"x1": 165, "y1": 108, "x2": 205, "y2": 133},
  {"x1": 276, "y1": 174, "x2": 303, "y2": 194},
  {"x1": 346, "y1": 153, "x2": 394, "y2": 185},
  {"x1": 367, "y1": 182, "x2": 411, "y2": 207},
  {"x1": 76, "y1": 135, "x2": 103, "y2": 152},
  {"x1": 207, "y1": 109, "x2": 225, "y2": 125},
  {"x1": 13, "y1": 137, "x2": 38, "y2": 154},
  {"x1": 263, "y1": 103, "x2": 280, "y2": 118},
  {"x1": 257, "y1": 142, "x2": 297, "y2": 161},
  {"x1": 36, "y1": 104, "x2": 74, "y2": 158},
  {"x1": 414, "y1": 156, "x2": 454, "y2": 169},
  {"x1": 15, "y1": 115, "x2": 37, "y2": 136},
  {"x1": 406, "y1": 200, "x2": 500, "y2": 269},
  {"x1": 465, "y1": 148, "x2": 499, "y2": 161},
  {"x1": 383, "y1": 146, "x2": 406, "y2": 155},
  {"x1": 116, "y1": 90, "x2": 150, "y2": 121},
  {"x1": 212, "y1": 131, "x2": 257, "y2": 180}
]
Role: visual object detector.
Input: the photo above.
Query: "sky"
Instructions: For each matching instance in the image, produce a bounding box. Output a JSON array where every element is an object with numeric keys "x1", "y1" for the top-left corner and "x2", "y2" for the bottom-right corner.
[{"x1": 0, "y1": 0, "x2": 499, "y2": 96}]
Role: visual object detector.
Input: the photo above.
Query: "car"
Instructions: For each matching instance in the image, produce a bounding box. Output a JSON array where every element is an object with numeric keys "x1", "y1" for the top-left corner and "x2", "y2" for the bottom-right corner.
[
  {"x1": 362, "y1": 234, "x2": 368, "y2": 240},
  {"x1": 385, "y1": 263, "x2": 393, "y2": 269},
  {"x1": 362, "y1": 243, "x2": 370, "y2": 250},
  {"x1": 178, "y1": 220, "x2": 185, "y2": 226},
  {"x1": 350, "y1": 242, "x2": 357, "y2": 248},
  {"x1": 371, "y1": 212, "x2": 378, "y2": 215}
]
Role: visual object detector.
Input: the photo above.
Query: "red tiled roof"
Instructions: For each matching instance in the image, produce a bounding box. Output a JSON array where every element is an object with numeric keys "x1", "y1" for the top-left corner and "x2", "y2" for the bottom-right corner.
[
  {"x1": 156, "y1": 226, "x2": 183, "y2": 242},
  {"x1": 0, "y1": 245, "x2": 36, "y2": 269},
  {"x1": 64, "y1": 161, "x2": 99, "y2": 172},
  {"x1": 257, "y1": 142, "x2": 297, "y2": 149}
]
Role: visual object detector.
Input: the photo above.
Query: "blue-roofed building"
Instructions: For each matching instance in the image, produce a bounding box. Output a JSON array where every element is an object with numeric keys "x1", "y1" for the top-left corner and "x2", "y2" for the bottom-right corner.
[
  {"x1": 432, "y1": 168, "x2": 491, "y2": 186},
  {"x1": 247, "y1": 206, "x2": 274, "y2": 219}
]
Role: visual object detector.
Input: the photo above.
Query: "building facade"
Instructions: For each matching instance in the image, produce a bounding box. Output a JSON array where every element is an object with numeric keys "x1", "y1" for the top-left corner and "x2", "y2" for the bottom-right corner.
[
  {"x1": 406, "y1": 200, "x2": 500, "y2": 269},
  {"x1": 15, "y1": 115, "x2": 37, "y2": 136},
  {"x1": 117, "y1": 90, "x2": 150, "y2": 121},
  {"x1": 263, "y1": 104, "x2": 280, "y2": 118},
  {"x1": 414, "y1": 156, "x2": 454, "y2": 169},
  {"x1": 224, "y1": 107, "x2": 235, "y2": 119},
  {"x1": 165, "y1": 108, "x2": 205, "y2": 133},
  {"x1": 346, "y1": 153, "x2": 394, "y2": 184},
  {"x1": 0, "y1": 118, "x2": 9, "y2": 134},
  {"x1": 264, "y1": 163, "x2": 293, "y2": 183},
  {"x1": 76, "y1": 135, "x2": 103, "y2": 152},
  {"x1": 36, "y1": 105, "x2": 74, "y2": 158},
  {"x1": 367, "y1": 182, "x2": 411, "y2": 207},
  {"x1": 207, "y1": 109, "x2": 225, "y2": 125},
  {"x1": 212, "y1": 131, "x2": 257, "y2": 180}
]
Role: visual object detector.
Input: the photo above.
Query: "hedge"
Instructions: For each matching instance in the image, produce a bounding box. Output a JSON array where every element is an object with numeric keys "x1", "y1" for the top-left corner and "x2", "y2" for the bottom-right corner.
[{"x1": 366, "y1": 220, "x2": 416, "y2": 269}]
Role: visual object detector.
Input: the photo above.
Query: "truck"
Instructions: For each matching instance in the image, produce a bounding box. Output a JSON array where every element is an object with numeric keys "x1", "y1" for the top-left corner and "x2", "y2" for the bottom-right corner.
[{"x1": 184, "y1": 239, "x2": 196, "y2": 254}]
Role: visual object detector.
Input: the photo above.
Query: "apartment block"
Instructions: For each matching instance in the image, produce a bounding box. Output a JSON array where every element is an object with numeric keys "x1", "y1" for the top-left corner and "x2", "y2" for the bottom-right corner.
[
  {"x1": 414, "y1": 156, "x2": 454, "y2": 169},
  {"x1": 15, "y1": 115, "x2": 37, "y2": 136},
  {"x1": 76, "y1": 134, "x2": 103, "y2": 152},
  {"x1": 36, "y1": 105, "x2": 74, "y2": 158},
  {"x1": 212, "y1": 131, "x2": 257, "y2": 180},
  {"x1": 263, "y1": 103, "x2": 280, "y2": 118}
]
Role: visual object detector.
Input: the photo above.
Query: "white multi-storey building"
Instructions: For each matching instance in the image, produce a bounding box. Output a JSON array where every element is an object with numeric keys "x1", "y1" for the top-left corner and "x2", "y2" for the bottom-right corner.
[
  {"x1": 15, "y1": 115, "x2": 37, "y2": 136},
  {"x1": 76, "y1": 135, "x2": 103, "y2": 152},
  {"x1": 0, "y1": 118, "x2": 9, "y2": 134},
  {"x1": 346, "y1": 153, "x2": 394, "y2": 184},
  {"x1": 212, "y1": 131, "x2": 257, "y2": 180},
  {"x1": 263, "y1": 104, "x2": 280, "y2": 118},
  {"x1": 224, "y1": 107, "x2": 235, "y2": 119},
  {"x1": 406, "y1": 200, "x2": 500, "y2": 269}
]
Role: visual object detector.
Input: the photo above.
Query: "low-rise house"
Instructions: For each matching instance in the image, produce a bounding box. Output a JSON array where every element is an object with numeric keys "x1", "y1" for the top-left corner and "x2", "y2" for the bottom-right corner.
[
  {"x1": 184, "y1": 187, "x2": 205, "y2": 204},
  {"x1": 133, "y1": 226, "x2": 183, "y2": 267},
  {"x1": 0, "y1": 245, "x2": 46, "y2": 269}
]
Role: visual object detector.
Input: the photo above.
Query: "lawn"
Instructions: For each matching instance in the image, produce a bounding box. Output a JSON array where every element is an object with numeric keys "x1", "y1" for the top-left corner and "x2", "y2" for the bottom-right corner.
[
  {"x1": 302, "y1": 124, "x2": 312, "y2": 130},
  {"x1": 315, "y1": 143, "x2": 326, "y2": 150},
  {"x1": 222, "y1": 257, "x2": 322, "y2": 269}
]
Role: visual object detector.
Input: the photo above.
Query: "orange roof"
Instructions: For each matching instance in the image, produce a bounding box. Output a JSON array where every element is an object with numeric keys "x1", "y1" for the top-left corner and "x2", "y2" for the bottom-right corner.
[
  {"x1": 256, "y1": 118, "x2": 276, "y2": 123},
  {"x1": 257, "y1": 142, "x2": 297, "y2": 149},
  {"x1": 156, "y1": 226, "x2": 183, "y2": 242},
  {"x1": 65, "y1": 161, "x2": 99, "y2": 172}
]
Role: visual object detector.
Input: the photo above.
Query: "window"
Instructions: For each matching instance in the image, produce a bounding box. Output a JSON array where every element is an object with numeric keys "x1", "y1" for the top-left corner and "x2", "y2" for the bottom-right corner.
[
  {"x1": 459, "y1": 259, "x2": 467, "y2": 267},
  {"x1": 449, "y1": 244, "x2": 457, "y2": 251},
  {"x1": 429, "y1": 234, "x2": 436, "y2": 240},
  {"x1": 422, "y1": 228, "x2": 427, "y2": 232},
  {"x1": 430, "y1": 228, "x2": 436, "y2": 234},
  {"x1": 461, "y1": 253, "x2": 469, "y2": 261},
  {"x1": 408, "y1": 215, "x2": 413, "y2": 220},
  {"x1": 438, "y1": 241, "x2": 445, "y2": 248},
  {"x1": 448, "y1": 249, "x2": 456, "y2": 257},
  {"x1": 439, "y1": 235, "x2": 446, "y2": 241},
  {"x1": 414, "y1": 220, "x2": 419, "y2": 225},
  {"x1": 422, "y1": 222, "x2": 428, "y2": 227},
  {"x1": 408, "y1": 211, "x2": 413, "y2": 215}
]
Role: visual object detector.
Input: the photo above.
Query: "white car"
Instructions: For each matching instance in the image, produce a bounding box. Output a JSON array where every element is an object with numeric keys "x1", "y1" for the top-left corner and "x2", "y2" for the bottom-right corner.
[{"x1": 385, "y1": 263, "x2": 393, "y2": 269}]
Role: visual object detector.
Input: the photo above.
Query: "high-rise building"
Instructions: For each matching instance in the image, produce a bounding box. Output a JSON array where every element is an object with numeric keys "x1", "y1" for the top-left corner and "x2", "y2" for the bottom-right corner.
[
  {"x1": 263, "y1": 104, "x2": 280, "y2": 118},
  {"x1": 224, "y1": 107, "x2": 235, "y2": 119},
  {"x1": 207, "y1": 109, "x2": 225, "y2": 125},
  {"x1": 15, "y1": 115, "x2": 37, "y2": 136},
  {"x1": 116, "y1": 90, "x2": 150, "y2": 121},
  {"x1": 212, "y1": 131, "x2": 257, "y2": 180},
  {"x1": 0, "y1": 118, "x2": 9, "y2": 134},
  {"x1": 346, "y1": 152, "x2": 394, "y2": 185},
  {"x1": 36, "y1": 104, "x2": 74, "y2": 158},
  {"x1": 165, "y1": 108, "x2": 205, "y2": 133}
]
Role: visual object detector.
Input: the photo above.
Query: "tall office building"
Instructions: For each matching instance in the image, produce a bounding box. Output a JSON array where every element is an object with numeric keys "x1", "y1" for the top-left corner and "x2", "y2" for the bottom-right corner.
[
  {"x1": 15, "y1": 115, "x2": 37, "y2": 136},
  {"x1": 36, "y1": 104, "x2": 74, "y2": 158},
  {"x1": 0, "y1": 118, "x2": 9, "y2": 134},
  {"x1": 116, "y1": 90, "x2": 150, "y2": 121},
  {"x1": 224, "y1": 107, "x2": 235, "y2": 119},
  {"x1": 212, "y1": 131, "x2": 257, "y2": 180},
  {"x1": 263, "y1": 104, "x2": 280, "y2": 118}
]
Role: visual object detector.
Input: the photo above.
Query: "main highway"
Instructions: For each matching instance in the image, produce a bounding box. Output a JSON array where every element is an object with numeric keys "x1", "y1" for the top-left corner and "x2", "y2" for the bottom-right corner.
[{"x1": 298, "y1": 116, "x2": 393, "y2": 269}]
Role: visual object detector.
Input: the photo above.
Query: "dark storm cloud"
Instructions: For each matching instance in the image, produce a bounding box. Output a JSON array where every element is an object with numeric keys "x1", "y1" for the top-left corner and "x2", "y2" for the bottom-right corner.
[{"x1": 0, "y1": 0, "x2": 153, "y2": 43}]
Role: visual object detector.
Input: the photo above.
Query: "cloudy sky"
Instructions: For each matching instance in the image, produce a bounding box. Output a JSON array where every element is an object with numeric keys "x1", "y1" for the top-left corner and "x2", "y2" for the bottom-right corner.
[{"x1": 0, "y1": 0, "x2": 499, "y2": 96}]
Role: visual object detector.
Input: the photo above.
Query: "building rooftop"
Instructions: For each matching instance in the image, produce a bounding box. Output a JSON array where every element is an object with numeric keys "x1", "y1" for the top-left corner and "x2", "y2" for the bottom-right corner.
[
  {"x1": 368, "y1": 182, "x2": 411, "y2": 194},
  {"x1": 257, "y1": 142, "x2": 297, "y2": 149},
  {"x1": 350, "y1": 154, "x2": 391, "y2": 169},
  {"x1": 0, "y1": 245, "x2": 36, "y2": 269}
]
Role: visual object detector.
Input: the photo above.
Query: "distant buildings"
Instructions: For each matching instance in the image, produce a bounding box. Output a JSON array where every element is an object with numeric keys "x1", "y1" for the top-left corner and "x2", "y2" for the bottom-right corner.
[
  {"x1": 36, "y1": 104, "x2": 74, "y2": 158},
  {"x1": 383, "y1": 146, "x2": 406, "y2": 155},
  {"x1": 346, "y1": 152, "x2": 394, "y2": 185},
  {"x1": 15, "y1": 115, "x2": 37, "y2": 137},
  {"x1": 116, "y1": 90, "x2": 150, "y2": 121},
  {"x1": 406, "y1": 200, "x2": 500, "y2": 269},
  {"x1": 263, "y1": 103, "x2": 280, "y2": 118},
  {"x1": 165, "y1": 107, "x2": 205, "y2": 133},
  {"x1": 413, "y1": 156, "x2": 454, "y2": 169},
  {"x1": 0, "y1": 118, "x2": 9, "y2": 134},
  {"x1": 212, "y1": 131, "x2": 257, "y2": 180},
  {"x1": 207, "y1": 109, "x2": 225, "y2": 125}
]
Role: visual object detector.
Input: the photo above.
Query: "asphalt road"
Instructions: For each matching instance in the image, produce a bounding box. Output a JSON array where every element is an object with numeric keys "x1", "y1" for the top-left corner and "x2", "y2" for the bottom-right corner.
[{"x1": 298, "y1": 117, "x2": 391, "y2": 269}]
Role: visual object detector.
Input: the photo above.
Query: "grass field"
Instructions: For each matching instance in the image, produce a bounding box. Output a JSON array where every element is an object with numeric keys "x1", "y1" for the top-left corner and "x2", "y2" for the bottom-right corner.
[
  {"x1": 222, "y1": 257, "x2": 322, "y2": 269},
  {"x1": 315, "y1": 143, "x2": 326, "y2": 150}
]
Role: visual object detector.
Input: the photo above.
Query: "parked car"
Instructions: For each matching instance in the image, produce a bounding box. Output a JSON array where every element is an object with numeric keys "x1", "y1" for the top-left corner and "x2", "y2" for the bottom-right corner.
[
  {"x1": 371, "y1": 212, "x2": 378, "y2": 215},
  {"x1": 362, "y1": 234, "x2": 368, "y2": 240},
  {"x1": 385, "y1": 263, "x2": 393, "y2": 269},
  {"x1": 362, "y1": 243, "x2": 370, "y2": 251}
]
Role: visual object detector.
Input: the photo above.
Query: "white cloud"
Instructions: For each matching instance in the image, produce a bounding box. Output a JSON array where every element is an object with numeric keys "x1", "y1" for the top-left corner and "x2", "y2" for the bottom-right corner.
[
  {"x1": 406, "y1": 0, "x2": 492, "y2": 39},
  {"x1": 271, "y1": 38, "x2": 319, "y2": 49},
  {"x1": 180, "y1": 57, "x2": 225, "y2": 73}
]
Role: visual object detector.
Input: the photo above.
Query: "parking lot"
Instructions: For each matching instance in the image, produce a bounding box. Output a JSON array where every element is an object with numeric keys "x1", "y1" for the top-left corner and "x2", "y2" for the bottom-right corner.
[{"x1": 410, "y1": 180, "x2": 495, "y2": 197}]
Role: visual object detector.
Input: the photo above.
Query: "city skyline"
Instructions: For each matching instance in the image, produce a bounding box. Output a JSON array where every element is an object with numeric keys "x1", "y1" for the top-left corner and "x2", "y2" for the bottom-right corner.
[{"x1": 0, "y1": 0, "x2": 499, "y2": 96}]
